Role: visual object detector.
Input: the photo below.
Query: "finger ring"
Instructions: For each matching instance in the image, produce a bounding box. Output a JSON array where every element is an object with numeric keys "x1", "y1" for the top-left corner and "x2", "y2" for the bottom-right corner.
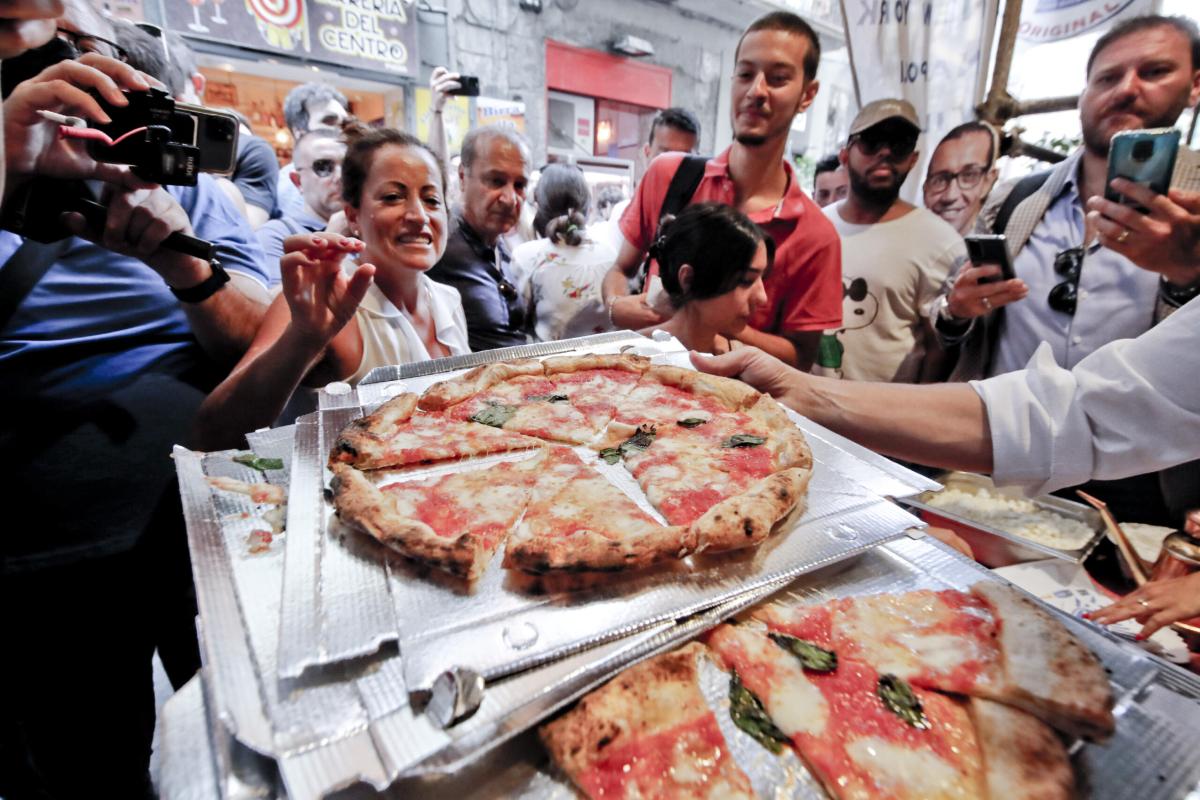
[
  {"x1": 981, "y1": 297, "x2": 992, "y2": 311},
  {"x1": 1138, "y1": 598, "x2": 1150, "y2": 608},
  {"x1": 1116, "y1": 229, "x2": 1130, "y2": 244}
]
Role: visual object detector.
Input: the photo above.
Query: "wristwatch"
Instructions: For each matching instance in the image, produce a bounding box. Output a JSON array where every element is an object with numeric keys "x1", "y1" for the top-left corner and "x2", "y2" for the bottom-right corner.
[
  {"x1": 1160, "y1": 276, "x2": 1200, "y2": 308},
  {"x1": 932, "y1": 294, "x2": 973, "y2": 339},
  {"x1": 170, "y1": 260, "x2": 230, "y2": 304}
]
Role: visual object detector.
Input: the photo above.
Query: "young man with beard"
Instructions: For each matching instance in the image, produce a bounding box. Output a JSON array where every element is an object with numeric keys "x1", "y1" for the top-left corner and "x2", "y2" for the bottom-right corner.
[
  {"x1": 820, "y1": 99, "x2": 966, "y2": 382},
  {"x1": 602, "y1": 11, "x2": 842, "y2": 369},
  {"x1": 930, "y1": 14, "x2": 1200, "y2": 525}
]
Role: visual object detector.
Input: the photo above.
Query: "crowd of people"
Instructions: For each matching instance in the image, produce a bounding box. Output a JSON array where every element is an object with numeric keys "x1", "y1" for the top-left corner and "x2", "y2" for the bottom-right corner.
[{"x1": 1, "y1": 0, "x2": 1199, "y2": 795}]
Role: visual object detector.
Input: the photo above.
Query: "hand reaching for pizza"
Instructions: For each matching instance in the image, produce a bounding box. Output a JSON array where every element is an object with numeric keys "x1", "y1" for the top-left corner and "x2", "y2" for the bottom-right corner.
[
  {"x1": 690, "y1": 346, "x2": 807, "y2": 412},
  {"x1": 279, "y1": 232, "x2": 375, "y2": 352},
  {"x1": 1086, "y1": 571, "x2": 1200, "y2": 639}
]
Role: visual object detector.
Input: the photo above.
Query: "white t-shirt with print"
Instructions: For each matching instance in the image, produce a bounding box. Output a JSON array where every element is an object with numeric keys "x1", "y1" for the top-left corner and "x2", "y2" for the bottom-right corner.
[
  {"x1": 512, "y1": 234, "x2": 617, "y2": 342},
  {"x1": 822, "y1": 204, "x2": 966, "y2": 383}
]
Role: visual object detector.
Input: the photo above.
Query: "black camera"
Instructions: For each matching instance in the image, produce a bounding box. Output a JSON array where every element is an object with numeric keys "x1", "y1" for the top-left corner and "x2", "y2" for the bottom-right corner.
[{"x1": 88, "y1": 88, "x2": 240, "y2": 186}]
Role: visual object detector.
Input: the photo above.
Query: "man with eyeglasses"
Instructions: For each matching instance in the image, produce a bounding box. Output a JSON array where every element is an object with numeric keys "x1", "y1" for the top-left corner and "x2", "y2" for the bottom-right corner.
[
  {"x1": 929, "y1": 14, "x2": 1200, "y2": 526},
  {"x1": 428, "y1": 125, "x2": 532, "y2": 351},
  {"x1": 923, "y1": 121, "x2": 999, "y2": 236},
  {"x1": 256, "y1": 129, "x2": 345, "y2": 271},
  {"x1": 278, "y1": 82, "x2": 350, "y2": 219},
  {"x1": 819, "y1": 99, "x2": 966, "y2": 383}
]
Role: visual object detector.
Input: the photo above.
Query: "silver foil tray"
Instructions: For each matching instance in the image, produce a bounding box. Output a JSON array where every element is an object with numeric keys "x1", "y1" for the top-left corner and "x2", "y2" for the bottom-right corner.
[
  {"x1": 275, "y1": 348, "x2": 934, "y2": 685},
  {"x1": 900, "y1": 470, "x2": 1105, "y2": 566}
]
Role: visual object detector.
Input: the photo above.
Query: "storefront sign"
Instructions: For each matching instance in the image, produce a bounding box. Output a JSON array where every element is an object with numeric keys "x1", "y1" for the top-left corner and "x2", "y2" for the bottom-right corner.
[
  {"x1": 163, "y1": 0, "x2": 419, "y2": 76},
  {"x1": 476, "y1": 97, "x2": 526, "y2": 134},
  {"x1": 1017, "y1": 0, "x2": 1153, "y2": 44},
  {"x1": 839, "y1": 0, "x2": 997, "y2": 201}
]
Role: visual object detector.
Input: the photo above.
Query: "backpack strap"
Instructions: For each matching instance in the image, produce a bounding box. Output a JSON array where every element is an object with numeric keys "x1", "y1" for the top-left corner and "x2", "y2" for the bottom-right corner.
[
  {"x1": 0, "y1": 238, "x2": 69, "y2": 333},
  {"x1": 992, "y1": 170, "x2": 1050, "y2": 235},
  {"x1": 660, "y1": 155, "x2": 710, "y2": 219}
]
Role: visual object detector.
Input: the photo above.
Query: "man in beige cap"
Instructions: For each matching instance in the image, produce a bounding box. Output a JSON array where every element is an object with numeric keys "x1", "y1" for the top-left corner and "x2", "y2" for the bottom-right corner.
[{"x1": 816, "y1": 98, "x2": 966, "y2": 382}]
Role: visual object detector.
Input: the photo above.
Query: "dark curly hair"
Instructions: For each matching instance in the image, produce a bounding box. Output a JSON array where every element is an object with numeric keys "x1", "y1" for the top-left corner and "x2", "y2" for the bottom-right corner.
[
  {"x1": 340, "y1": 121, "x2": 447, "y2": 208},
  {"x1": 652, "y1": 202, "x2": 774, "y2": 308}
]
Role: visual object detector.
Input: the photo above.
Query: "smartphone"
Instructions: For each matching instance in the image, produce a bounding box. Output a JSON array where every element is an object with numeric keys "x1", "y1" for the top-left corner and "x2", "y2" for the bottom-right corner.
[
  {"x1": 964, "y1": 234, "x2": 1014, "y2": 283},
  {"x1": 1105, "y1": 128, "x2": 1180, "y2": 212},
  {"x1": 87, "y1": 88, "x2": 239, "y2": 182},
  {"x1": 448, "y1": 75, "x2": 480, "y2": 96}
]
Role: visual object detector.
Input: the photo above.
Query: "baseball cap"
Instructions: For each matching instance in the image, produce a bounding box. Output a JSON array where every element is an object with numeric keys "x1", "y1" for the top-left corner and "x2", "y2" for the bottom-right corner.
[{"x1": 848, "y1": 99, "x2": 921, "y2": 136}]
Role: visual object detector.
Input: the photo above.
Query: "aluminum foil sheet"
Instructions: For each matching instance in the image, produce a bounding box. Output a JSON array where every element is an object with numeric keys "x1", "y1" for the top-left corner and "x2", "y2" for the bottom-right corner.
[{"x1": 275, "y1": 357, "x2": 932, "y2": 687}]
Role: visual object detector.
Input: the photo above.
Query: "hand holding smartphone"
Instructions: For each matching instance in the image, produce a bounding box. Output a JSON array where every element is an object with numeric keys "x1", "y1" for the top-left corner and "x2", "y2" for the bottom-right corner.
[
  {"x1": 447, "y1": 75, "x2": 480, "y2": 96},
  {"x1": 964, "y1": 234, "x2": 1014, "y2": 284},
  {"x1": 1104, "y1": 128, "x2": 1179, "y2": 213}
]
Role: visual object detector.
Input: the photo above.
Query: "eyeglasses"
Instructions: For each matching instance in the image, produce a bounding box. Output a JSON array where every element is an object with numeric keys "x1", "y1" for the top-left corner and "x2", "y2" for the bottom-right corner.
[
  {"x1": 299, "y1": 158, "x2": 341, "y2": 178},
  {"x1": 56, "y1": 27, "x2": 129, "y2": 63},
  {"x1": 926, "y1": 164, "x2": 989, "y2": 194},
  {"x1": 1048, "y1": 246, "x2": 1084, "y2": 315},
  {"x1": 850, "y1": 128, "x2": 918, "y2": 160}
]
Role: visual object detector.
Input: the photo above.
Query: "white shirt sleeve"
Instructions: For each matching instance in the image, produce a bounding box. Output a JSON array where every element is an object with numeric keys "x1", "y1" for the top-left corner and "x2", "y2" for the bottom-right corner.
[{"x1": 970, "y1": 297, "x2": 1200, "y2": 496}]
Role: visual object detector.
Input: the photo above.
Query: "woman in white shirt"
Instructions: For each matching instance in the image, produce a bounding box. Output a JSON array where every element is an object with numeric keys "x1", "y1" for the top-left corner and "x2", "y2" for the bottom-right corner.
[
  {"x1": 194, "y1": 124, "x2": 468, "y2": 448},
  {"x1": 512, "y1": 163, "x2": 616, "y2": 341}
]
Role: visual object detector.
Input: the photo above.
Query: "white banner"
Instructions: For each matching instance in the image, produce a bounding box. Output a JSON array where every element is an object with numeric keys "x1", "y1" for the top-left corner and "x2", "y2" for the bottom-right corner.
[
  {"x1": 839, "y1": 0, "x2": 998, "y2": 201},
  {"x1": 1017, "y1": 0, "x2": 1155, "y2": 45}
]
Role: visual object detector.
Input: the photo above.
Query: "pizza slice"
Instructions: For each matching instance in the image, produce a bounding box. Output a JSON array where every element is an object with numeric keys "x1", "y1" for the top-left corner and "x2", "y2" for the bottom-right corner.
[
  {"x1": 966, "y1": 697, "x2": 1074, "y2": 800},
  {"x1": 541, "y1": 353, "x2": 649, "y2": 432},
  {"x1": 331, "y1": 393, "x2": 543, "y2": 470},
  {"x1": 539, "y1": 642, "x2": 757, "y2": 800},
  {"x1": 502, "y1": 446, "x2": 696, "y2": 574},
  {"x1": 707, "y1": 622, "x2": 988, "y2": 800},
  {"x1": 755, "y1": 584, "x2": 1115, "y2": 742},
  {"x1": 329, "y1": 452, "x2": 545, "y2": 581}
]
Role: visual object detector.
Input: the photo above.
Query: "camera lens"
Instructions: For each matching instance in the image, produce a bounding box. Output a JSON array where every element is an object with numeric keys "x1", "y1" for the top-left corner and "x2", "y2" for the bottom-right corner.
[
  {"x1": 1132, "y1": 140, "x2": 1154, "y2": 161},
  {"x1": 207, "y1": 116, "x2": 235, "y2": 142}
]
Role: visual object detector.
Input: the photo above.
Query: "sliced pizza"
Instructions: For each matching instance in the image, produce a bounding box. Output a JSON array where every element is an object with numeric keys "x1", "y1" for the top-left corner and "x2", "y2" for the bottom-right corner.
[
  {"x1": 540, "y1": 642, "x2": 756, "y2": 800},
  {"x1": 966, "y1": 697, "x2": 1074, "y2": 800},
  {"x1": 755, "y1": 584, "x2": 1115, "y2": 742},
  {"x1": 331, "y1": 393, "x2": 543, "y2": 470},
  {"x1": 503, "y1": 446, "x2": 696, "y2": 574},
  {"x1": 329, "y1": 452, "x2": 546, "y2": 581},
  {"x1": 707, "y1": 622, "x2": 988, "y2": 800},
  {"x1": 541, "y1": 353, "x2": 649, "y2": 432}
]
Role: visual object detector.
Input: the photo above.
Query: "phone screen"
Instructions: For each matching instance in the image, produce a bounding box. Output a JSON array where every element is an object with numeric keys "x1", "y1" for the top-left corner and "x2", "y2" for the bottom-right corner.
[{"x1": 1105, "y1": 128, "x2": 1180, "y2": 210}]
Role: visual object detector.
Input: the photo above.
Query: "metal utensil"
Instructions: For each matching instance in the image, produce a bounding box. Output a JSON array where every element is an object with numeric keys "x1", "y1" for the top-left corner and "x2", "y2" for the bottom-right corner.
[{"x1": 1077, "y1": 490, "x2": 1149, "y2": 586}]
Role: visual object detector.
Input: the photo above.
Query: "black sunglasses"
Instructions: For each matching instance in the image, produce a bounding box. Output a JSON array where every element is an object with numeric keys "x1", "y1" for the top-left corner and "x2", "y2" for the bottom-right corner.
[
  {"x1": 56, "y1": 27, "x2": 129, "y2": 63},
  {"x1": 850, "y1": 127, "x2": 918, "y2": 160},
  {"x1": 1048, "y1": 246, "x2": 1084, "y2": 315}
]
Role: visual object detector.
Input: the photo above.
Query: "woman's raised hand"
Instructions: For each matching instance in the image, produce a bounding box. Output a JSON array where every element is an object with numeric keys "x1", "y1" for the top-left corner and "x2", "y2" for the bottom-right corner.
[{"x1": 279, "y1": 232, "x2": 375, "y2": 350}]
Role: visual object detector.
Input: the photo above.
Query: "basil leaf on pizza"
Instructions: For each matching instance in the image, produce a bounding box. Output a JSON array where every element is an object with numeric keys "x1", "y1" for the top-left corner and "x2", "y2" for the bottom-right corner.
[
  {"x1": 525, "y1": 393, "x2": 569, "y2": 403},
  {"x1": 878, "y1": 674, "x2": 930, "y2": 729},
  {"x1": 233, "y1": 453, "x2": 284, "y2": 472},
  {"x1": 598, "y1": 424, "x2": 658, "y2": 465},
  {"x1": 469, "y1": 402, "x2": 518, "y2": 428},
  {"x1": 676, "y1": 417, "x2": 707, "y2": 428},
  {"x1": 721, "y1": 433, "x2": 767, "y2": 448},
  {"x1": 729, "y1": 670, "x2": 789, "y2": 753},
  {"x1": 768, "y1": 632, "x2": 837, "y2": 672}
]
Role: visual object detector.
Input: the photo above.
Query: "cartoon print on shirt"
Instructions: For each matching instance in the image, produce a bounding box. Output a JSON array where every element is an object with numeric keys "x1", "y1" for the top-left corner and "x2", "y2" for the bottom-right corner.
[{"x1": 815, "y1": 277, "x2": 879, "y2": 379}]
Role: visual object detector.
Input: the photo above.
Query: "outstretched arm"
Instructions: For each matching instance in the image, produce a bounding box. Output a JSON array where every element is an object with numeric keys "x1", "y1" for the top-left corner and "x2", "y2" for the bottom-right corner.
[
  {"x1": 191, "y1": 234, "x2": 374, "y2": 450},
  {"x1": 691, "y1": 347, "x2": 993, "y2": 472}
]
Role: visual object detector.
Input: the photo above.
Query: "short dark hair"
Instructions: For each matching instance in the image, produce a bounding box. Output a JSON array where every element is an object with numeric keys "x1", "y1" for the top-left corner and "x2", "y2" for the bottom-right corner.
[
  {"x1": 936, "y1": 121, "x2": 997, "y2": 167},
  {"x1": 653, "y1": 202, "x2": 774, "y2": 308},
  {"x1": 813, "y1": 154, "x2": 840, "y2": 189},
  {"x1": 283, "y1": 82, "x2": 349, "y2": 136},
  {"x1": 112, "y1": 20, "x2": 169, "y2": 87},
  {"x1": 460, "y1": 125, "x2": 530, "y2": 172},
  {"x1": 736, "y1": 11, "x2": 822, "y2": 81},
  {"x1": 533, "y1": 163, "x2": 590, "y2": 245},
  {"x1": 1087, "y1": 14, "x2": 1200, "y2": 76},
  {"x1": 648, "y1": 107, "x2": 700, "y2": 147},
  {"x1": 340, "y1": 122, "x2": 446, "y2": 208}
]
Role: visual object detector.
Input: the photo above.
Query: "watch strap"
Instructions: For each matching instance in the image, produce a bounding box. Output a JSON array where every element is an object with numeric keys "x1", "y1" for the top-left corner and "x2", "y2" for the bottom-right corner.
[{"x1": 170, "y1": 260, "x2": 230, "y2": 304}]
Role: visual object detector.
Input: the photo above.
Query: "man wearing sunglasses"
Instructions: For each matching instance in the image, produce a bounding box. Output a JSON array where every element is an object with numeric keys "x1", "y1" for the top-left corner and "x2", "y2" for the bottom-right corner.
[
  {"x1": 819, "y1": 99, "x2": 966, "y2": 383},
  {"x1": 923, "y1": 121, "x2": 999, "y2": 236},
  {"x1": 929, "y1": 14, "x2": 1200, "y2": 526},
  {"x1": 257, "y1": 129, "x2": 346, "y2": 270}
]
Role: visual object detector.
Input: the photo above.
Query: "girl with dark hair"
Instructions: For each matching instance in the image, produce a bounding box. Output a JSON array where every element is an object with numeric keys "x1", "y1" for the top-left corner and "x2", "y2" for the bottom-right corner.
[
  {"x1": 512, "y1": 162, "x2": 617, "y2": 341},
  {"x1": 194, "y1": 124, "x2": 469, "y2": 448},
  {"x1": 643, "y1": 201, "x2": 772, "y2": 354}
]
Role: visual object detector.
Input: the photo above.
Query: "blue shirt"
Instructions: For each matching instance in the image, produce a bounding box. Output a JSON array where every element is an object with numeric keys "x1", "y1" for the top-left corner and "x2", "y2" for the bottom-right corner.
[
  {"x1": 990, "y1": 173, "x2": 1159, "y2": 377},
  {"x1": 0, "y1": 174, "x2": 270, "y2": 403},
  {"x1": 255, "y1": 208, "x2": 327, "y2": 285}
]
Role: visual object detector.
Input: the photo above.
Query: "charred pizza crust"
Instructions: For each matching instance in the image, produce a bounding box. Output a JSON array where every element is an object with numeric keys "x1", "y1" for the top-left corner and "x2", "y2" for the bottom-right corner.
[
  {"x1": 967, "y1": 698, "x2": 1074, "y2": 800},
  {"x1": 970, "y1": 581, "x2": 1115, "y2": 741},
  {"x1": 691, "y1": 467, "x2": 811, "y2": 553},
  {"x1": 417, "y1": 358, "x2": 547, "y2": 411},
  {"x1": 541, "y1": 352, "x2": 651, "y2": 375}
]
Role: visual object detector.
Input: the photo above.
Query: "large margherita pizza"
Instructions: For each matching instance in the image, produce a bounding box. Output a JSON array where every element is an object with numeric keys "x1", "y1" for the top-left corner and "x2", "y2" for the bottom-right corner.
[
  {"x1": 328, "y1": 354, "x2": 813, "y2": 580},
  {"x1": 541, "y1": 583, "x2": 1112, "y2": 799}
]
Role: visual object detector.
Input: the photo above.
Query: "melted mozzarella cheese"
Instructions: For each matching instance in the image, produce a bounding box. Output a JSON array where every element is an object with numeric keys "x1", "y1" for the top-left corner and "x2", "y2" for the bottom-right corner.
[
  {"x1": 767, "y1": 667, "x2": 828, "y2": 737},
  {"x1": 845, "y1": 737, "x2": 972, "y2": 799}
]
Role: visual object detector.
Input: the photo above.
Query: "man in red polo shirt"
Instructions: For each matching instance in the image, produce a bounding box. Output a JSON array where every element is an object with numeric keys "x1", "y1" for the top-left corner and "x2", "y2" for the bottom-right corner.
[{"x1": 602, "y1": 10, "x2": 842, "y2": 369}]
